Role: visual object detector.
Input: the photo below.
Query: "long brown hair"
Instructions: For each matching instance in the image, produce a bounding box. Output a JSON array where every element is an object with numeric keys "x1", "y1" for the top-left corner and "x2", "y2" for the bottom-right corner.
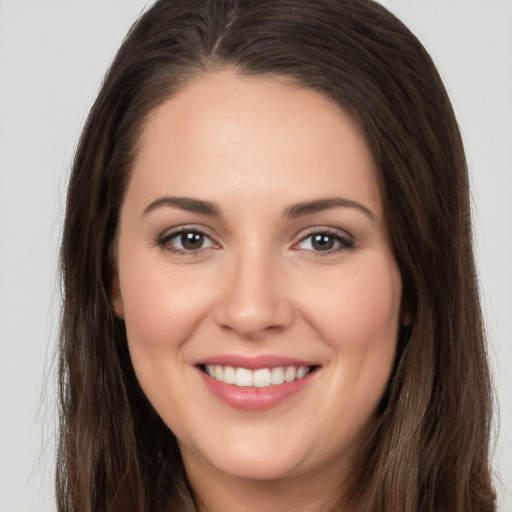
[{"x1": 58, "y1": 1, "x2": 496, "y2": 510}]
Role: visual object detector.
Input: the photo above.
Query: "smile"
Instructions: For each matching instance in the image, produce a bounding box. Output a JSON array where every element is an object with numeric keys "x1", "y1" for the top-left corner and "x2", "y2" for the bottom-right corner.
[
  {"x1": 195, "y1": 356, "x2": 320, "y2": 411},
  {"x1": 203, "y1": 365, "x2": 312, "y2": 388}
]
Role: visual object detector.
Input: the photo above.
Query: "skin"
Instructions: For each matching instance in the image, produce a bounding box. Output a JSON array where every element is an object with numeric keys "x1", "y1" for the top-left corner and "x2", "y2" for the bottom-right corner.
[{"x1": 112, "y1": 71, "x2": 404, "y2": 512}]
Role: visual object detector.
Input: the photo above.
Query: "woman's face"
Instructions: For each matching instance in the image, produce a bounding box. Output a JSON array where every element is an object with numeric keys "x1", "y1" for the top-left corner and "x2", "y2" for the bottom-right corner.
[{"x1": 113, "y1": 72, "x2": 403, "y2": 486}]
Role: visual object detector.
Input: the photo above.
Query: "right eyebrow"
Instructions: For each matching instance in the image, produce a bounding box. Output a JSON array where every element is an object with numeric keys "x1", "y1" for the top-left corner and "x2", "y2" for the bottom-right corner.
[{"x1": 142, "y1": 196, "x2": 222, "y2": 218}]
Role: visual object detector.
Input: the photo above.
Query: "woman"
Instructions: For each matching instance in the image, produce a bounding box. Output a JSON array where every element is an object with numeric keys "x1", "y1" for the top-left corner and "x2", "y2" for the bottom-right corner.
[{"x1": 57, "y1": 0, "x2": 496, "y2": 510}]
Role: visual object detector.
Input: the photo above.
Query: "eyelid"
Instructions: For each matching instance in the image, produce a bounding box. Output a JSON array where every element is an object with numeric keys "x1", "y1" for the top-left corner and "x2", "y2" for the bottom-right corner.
[
  {"x1": 291, "y1": 226, "x2": 355, "y2": 253},
  {"x1": 154, "y1": 224, "x2": 354, "y2": 256},
  {"x1": 159, "y1": 223, "x2": 219, "y2": 241},
  {"x1": 157, "y1": 224, "x2": 221, "y2": 254}
]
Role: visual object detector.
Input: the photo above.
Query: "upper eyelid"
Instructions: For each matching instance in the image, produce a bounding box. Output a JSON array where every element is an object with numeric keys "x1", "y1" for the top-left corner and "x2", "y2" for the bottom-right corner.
[
  {"x1": 159, "y1": 224, "x2": 217, "y2": 240},
  {"x1": 294, "y1": 225, "x2": 354, "y2": 241},
  {"x1": 157, "y1": 227, "x2": 220, "y2": 256},
  {"x1": 157, "y1": 226, "x2": 221, "y2": 253},
  {"x1": 163, "y1": 230, "x2": 214, "y2": 243},
  {"x1": 156, "y1": 225, "x2": 354, "y2": 248},
  {"x1": 291, "y1": 226, "x2": 356, "y2": 252}
]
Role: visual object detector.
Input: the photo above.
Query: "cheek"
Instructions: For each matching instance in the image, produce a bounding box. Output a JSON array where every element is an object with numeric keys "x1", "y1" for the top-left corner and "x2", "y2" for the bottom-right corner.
[
  {"x1": 297, "y1": 259, "x2": 401, "y2": 435},
  {"x1": 118, "y1": 256, "x2": 215, "y2": 353},
  {"x1": 117, "y1": 257, "x2": 218, "y2": 424},
  {"x1": 311, "y1": 264, "x2": 400, "y2": 344},
  {"x1": 296, "y1": 257, "x2": 402, "y2": 389}
]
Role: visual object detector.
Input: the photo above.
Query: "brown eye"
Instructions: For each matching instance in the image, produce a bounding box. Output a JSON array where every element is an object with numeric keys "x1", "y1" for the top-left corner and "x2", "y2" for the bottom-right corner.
[
  {"x1": 180, "y1": 232, "x2": 204, "y2": 250},
  {"x1": 295, "y1": 230, "x2": 354, "y2": 254},
  {"x1": 311, "y1": 234, "x2": 335, "y2": 251},
  {"x1": 160, "y1": 229, "x2": 216, "y2": 253}
]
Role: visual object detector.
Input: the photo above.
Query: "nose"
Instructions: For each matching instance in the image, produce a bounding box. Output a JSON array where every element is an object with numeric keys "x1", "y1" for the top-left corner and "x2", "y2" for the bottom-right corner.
[{"x1": 213, "y1": 248, "x2": 294, "y2": 339}]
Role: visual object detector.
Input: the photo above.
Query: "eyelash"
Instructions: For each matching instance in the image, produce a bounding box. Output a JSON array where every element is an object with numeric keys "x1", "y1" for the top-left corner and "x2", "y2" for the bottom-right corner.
[
  {"x1": 292, "y1": 227, "x2": 355, "y2": 255},
  {"x1": 158, "y1": 228, "x2": 218, "y2": 256},
  {"x1": 157, "y1": 227, "x2": 355, "y2": 256}
]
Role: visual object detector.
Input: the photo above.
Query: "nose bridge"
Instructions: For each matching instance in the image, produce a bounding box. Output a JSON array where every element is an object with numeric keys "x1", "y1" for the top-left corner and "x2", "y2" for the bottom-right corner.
[{"x1": 214, "y1": 240, "x2": 292, "y2": 337}]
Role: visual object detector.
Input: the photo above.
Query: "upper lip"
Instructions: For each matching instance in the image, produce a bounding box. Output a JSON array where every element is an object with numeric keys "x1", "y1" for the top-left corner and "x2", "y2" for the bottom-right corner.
[{"x1": 193, "y1": 354, "x2": 319, "y2": 370}]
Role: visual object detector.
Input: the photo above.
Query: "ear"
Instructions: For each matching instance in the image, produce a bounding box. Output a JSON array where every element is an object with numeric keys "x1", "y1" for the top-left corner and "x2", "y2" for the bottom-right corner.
[
  {"x1": 399, "y1": 285, "x2": 412, "y2": 327},
  {"x1": 111, "y1": 271, "x2": 124, "y2": 318},
  {"x1": 400, "y1": 305, "x2": 411, "y2": 327}
]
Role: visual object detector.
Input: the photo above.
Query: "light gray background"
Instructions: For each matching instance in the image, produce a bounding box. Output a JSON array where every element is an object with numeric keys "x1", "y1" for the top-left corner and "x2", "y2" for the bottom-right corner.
[{"x1": 0, "y1": 1, "x2": 510, "y2": 511}]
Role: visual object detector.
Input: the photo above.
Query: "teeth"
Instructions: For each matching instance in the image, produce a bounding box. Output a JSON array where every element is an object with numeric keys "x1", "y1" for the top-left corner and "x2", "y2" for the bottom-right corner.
[
  {"x1": 223, "y1": 366, "x2": 236, "y2": 384},
  {"x1": 284, "y1": 366, "x2": 296, "y2": 382},
  {"x1": 271, "y1": 367, "x2": 285, "y2": 385},
  {"x1": 296, "y1": 366, "x2": 308, "y2": 379},
  {"x1": 204, "y1": 365, "x2": 311, "y2": 387},
  {"x1": 235, "y1": 368, "x2": 253, "y2": 387},
  {"x1": 253, "y1": 369, "x2": 271, "y2": 387}
]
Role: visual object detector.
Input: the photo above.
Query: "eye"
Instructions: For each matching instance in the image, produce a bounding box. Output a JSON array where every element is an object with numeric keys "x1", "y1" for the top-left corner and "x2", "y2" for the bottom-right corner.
[
  {"x1": 294, "y1": 230, "x2": 354, "y2": 253},
  {"x1": 159, "y1": 229, "x2": 217, "y2": 254}
]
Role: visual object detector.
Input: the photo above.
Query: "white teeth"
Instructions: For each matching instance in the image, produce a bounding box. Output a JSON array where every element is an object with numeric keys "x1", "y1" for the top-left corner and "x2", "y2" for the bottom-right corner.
[
  {"x1": 204, "y1": 364, "x2": 311, "y2": 387},
  {"x1": 296, "y1": 366, "x2": 308, "y2": 379},
  {"x1": 223, "y1": 366, "x2": 236, "y2": 384},
  {"x1": 284, "y1": 366, "x2": 296, "y2": 383},
  {"x1": 253, "y1": 368, "x2": 271, "y2": 387},
  {"x1": 271, "y1": 367, "x2": 285, "y2": 385},
  {"x1": 235, "y1": 368, "x2": 253, "y2": 386}
]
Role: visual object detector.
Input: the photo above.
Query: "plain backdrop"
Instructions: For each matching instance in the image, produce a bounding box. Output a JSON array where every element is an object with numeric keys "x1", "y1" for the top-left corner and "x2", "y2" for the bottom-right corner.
[{"x1": 0, "y1": 1, "x2": 511, "y2": 511}]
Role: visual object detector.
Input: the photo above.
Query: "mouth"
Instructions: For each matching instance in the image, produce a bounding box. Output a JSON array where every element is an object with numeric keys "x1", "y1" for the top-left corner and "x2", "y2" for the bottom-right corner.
[
  {"x1": 199, "y1": 364, "x2": 318, "y2": 388},
  {"x1": 194, "y1": 356, "x2": 320, "y2": 411}
]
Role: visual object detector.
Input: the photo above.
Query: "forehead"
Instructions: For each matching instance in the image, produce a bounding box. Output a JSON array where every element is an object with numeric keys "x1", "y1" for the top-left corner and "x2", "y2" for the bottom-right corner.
[{"x1": 128, "y1": 71, "x2": 382, "y2": 217}]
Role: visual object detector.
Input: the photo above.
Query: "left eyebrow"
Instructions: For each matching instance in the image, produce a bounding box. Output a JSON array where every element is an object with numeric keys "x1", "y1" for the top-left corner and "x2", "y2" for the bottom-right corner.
[{"x1": 283, "y1": 197, "x2": 376, "y2": 221}]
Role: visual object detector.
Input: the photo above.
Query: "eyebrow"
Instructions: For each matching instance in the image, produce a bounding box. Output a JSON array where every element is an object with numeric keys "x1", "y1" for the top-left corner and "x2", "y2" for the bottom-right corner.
[
  {"x1": 283, "y1": 197, "x2": 376, "y2": 220},
  {"x1": 142, "y1": 195, "x2": 375, "y2": 221},
  {"x1": 142, "y1": 196, "x2": 221, "y2": 217}
]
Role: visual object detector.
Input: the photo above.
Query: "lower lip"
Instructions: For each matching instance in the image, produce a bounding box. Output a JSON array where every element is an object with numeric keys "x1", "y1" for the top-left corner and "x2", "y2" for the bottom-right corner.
[{"x1": 197, "y1": 368, "x2": 315, "y2": 411}]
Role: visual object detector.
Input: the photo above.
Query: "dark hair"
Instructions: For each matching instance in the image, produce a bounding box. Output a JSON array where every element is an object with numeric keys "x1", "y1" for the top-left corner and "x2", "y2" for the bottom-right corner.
[{"x1": 58, "y1": 0, "x2": 496, "y2": 510}]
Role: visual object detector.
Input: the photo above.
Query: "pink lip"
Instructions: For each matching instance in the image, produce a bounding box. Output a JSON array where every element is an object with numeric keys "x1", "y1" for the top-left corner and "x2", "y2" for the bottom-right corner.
[
  {"x1": 193, "y1": 354, "x2": 320, "y2": 411},
  {"x1": 193, "y1": 354, "x2": 318, "y2": 370},
  {"x1": 197, "y1": 370, "x2": 316, "y2": 411}
]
